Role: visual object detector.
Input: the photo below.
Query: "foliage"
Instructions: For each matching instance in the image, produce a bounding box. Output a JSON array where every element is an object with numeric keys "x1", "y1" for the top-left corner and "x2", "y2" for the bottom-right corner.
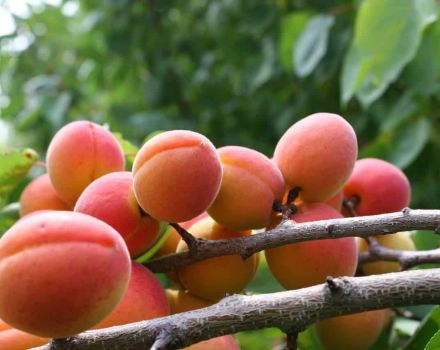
[{"x1": 1, "y1": 0, "x2": 440, "y2": 349}]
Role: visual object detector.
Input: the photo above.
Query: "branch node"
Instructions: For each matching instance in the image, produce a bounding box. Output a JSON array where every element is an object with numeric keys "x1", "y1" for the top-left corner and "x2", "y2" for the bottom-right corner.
[
  {"x1": 342, "y1": 196, "x2": 359, "y2": 217},
  {"x1": 170, "y1": 223, "x2": 199, "y2": 253},
  {"x1": 402, "y1": 207, "x2": 411, "y2": 216},
  {"x1": 285, "y1": 328, "x2": 299, "y2": 350},
  {"x1": 326, "y1": 224, "x2": 335, "y2": 235},
  {"x1": 150, "y1": 330, "x2": 173, "y2": 350},
  {"x1": 326, "y1": 276, "x2": 343, "y2": 293}
]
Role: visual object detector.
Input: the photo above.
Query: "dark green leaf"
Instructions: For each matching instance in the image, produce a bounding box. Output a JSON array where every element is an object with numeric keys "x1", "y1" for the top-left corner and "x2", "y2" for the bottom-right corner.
[{"x1": 404, "y1": 306, "x2": 440, "y2": 350}]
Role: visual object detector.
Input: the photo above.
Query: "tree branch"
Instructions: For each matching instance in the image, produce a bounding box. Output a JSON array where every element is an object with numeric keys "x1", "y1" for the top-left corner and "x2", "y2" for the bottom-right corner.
[
  {"x1": 146, "y1": 209, "x2": 440, "y2": 273},
  {"x1": 32, "y1": 269, "x2": 440, "y2": 350}
]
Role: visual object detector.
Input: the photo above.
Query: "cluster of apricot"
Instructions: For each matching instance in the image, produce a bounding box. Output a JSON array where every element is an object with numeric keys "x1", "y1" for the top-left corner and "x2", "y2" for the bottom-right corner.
[{"x1": 0, "y1": 112, "x2": 413, "y2": 350}]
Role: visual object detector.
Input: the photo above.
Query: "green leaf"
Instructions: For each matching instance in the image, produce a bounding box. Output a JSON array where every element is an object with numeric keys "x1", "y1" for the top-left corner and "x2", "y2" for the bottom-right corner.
[
  {"x1": 404, "y1": 306, "x2": 440, "y2": 350},
  {"x1": 0, "y1": 202, "x2": 19, "y2": 236},
  {"x1": 135, "y1": 223, "x2": 170, "y2": 264},
  {"x1": 341, "y1": 0, "x2": 438, "y2": 107},
  {"x1": 278, "y1": 11, "x2": 312, "y2": 72},
  {"x1": 396, "y1": 318, "x2": 420, "y2": 337},
  {"x1": 0, "y1": 149, "x2": 38, "y2": 205},
  {"x1": 298, "y1": 327, "x2": 323, "y2": 350},
  {"x1": 294, "y1": 14, "x2": 335, "y2": 78},
  {"x1": 112, "y1": 132, "x2": 139, "y2": 169},
  {"x1": 361, "y1": 118, "x2": 430, "y2": 169},
  {"x1": 425, "y1": 330, "x2": 440, "y2": 350}
]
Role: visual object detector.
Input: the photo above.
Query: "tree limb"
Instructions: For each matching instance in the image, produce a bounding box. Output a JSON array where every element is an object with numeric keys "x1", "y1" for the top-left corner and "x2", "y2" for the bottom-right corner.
[
  {"x1": 146, "y1": 209, "x2": 440, "y2": 273},
  {"x1": 32, "y1": 269, "x2": 440, "y2": 350}
]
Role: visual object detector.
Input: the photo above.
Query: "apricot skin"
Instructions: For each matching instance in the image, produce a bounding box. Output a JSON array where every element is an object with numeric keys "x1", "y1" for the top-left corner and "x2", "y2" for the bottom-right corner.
[
  {"x1": 94, "y1": 262, "x2": 169, "y2": 329},
  {"x1": 0, "y1": 318, "x2": 49, "y2": 350},
  {"x1": 75, "y1": 171, "x2": 160, "y2": 257},
  {"x1": 132, "y1": 130, "x2": 222, "y2": 223},
  {"x1": 357, "y1": 232, "x2": 415, "y2": 275},
  {"x1": 273, "y1": 113, "x2": 357, "y2": 203},
  {"x1": 166, "y1": 289, "x2": 212, "y2": 314},
  {"x1": 19, "y1": 174, "x2": 71, "y2": 216},
  {"x1": 265, "y1": 203, "x2": 358, "y2": 290},
  {"x1": 47, "y1": 121, "x2": 125, "y2": 206},
  {"x1": 343, "y1": 158, "x2": 411, "y2": 216},
  {"x1": 176, "y1": 217, "x2": 259, "y2": 301},
  {"x1": 208, "y1": 146, "x2": 285, "y2": 230},
  {"x1": 0, "y1": 211, "x2": 131, "y2": 338},
  {"x1": 315, "y1": 309, "x2": 387, "y2": 350}
]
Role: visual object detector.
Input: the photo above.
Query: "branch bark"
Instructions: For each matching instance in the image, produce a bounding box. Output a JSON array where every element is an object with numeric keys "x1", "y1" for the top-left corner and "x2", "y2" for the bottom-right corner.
[
  {"x1": 32, "y1": 269, "x2": 440, "y2": 350},
  {"x1": 146, "y1": 209, "x2": 440, "y2": 273}
]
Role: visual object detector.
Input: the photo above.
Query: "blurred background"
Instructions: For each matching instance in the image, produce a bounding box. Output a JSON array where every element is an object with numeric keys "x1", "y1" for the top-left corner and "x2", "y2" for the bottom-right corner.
[
  {"x1": 1, "y1": 0, "x2": 439, "y2": 208},
  {"x1": 1, "y1": 1, "x2": 440, "y2": 349}
]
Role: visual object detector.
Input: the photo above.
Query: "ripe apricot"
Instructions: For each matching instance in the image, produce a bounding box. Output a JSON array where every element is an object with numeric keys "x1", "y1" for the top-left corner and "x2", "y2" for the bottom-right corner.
[
  {"x1": 343, "y1": 158, "x2": 411, "y2": 216},
  {"x1": 166, "y1": 289, "x2": 212, "y2": 314},
  {"x1": 0, "y1": 211, "x2": 131, "y2": 338},
  {"x1": 19, "y1": 174, "x2": 71, "y2": 216},
  {"x1": 208, "y1": 146, "x2": 285, "y2": 230},
  {"x1": 47, "y1": 121, "x2": 125, "y2": 206},
  {"x1": 0, "y1": 318, "x2": 48, "y2": 350},
  {"x1": 315, "y1": 309, "x2": 387, "y2": 350},
  {"x1": 273, "y1": 113, "x2": 357, "y2": 203},
  {"x1": 176, "y1": 217, "x2": 259, "y2": 301},
  {"x1": 75, "y1": 171, "x2": 160, "y2": 257},
  {"x1": 265, "y1": 203, "x2": 357, "y2": 290},
  {"x1": 94, "y1": 262, "x2": 169, "y2": 329},
  {"x1": 132, "y1": 130, "x2": 222, "y2": 223}
]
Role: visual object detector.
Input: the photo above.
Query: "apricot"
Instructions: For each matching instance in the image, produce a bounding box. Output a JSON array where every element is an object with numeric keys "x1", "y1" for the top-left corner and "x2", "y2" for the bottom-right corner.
[
  {"x1": 166, "y1": 289, "x2": 213, "y2": 314},
  {"x1": 185, "y1": 335, "x2": 240, "y2": 349},
  {"x1": 47, "y1": 121, "x2": 125, "y2": 206},
  {"x1": 325, "y1": 190, "x2": 343, "y2": 212},
  {"x1": 176, "y1": 217, "x2": 259, "y2": 301},
  {"x1": 75, "y1": 171, "x2": 160, "y2": 257},
  {"x1": 207, "y1": 146, "x2": 285, "y2": 230},
  {"x1": 273, "y1": 113, "x2": 357, "y2": 203},
  {"x1": 0, "y1": 318, "x2": 49, "y2": 350},
  {"x1": 94, "y1": 262, "x2": 169, "y2": 329},
  {"x1": 315, "y1": 309, "x2": 387, "y2": 350},
  {"x1": 132, "y1": 130, "x2": 222, "y2": 223},
  {"x1": 19, "y1": 174, "x2": 71, "y2": 216},
  {"x1": 0, "y1": 211, "x2": 131, "y2": 338},
  {"x1": 357, "y1": 232, "x2": 415, "y2": 275},
  {"x1": 265, "y1": 203, "x2": 357, "y2": 290},
  {"x1": 343, "y1": 158, "x2": 411, "y2": 216}
]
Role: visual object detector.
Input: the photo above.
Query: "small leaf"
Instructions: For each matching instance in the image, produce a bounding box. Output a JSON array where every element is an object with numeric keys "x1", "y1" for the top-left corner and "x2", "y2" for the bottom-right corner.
[
  {"x1": 395, "y1": 318, "x2": 420, "y2": 337},
  {"x1": 0, "y1": 148, "x2": 38, "y2": 204},
  {"x1": 278, "y1": 11, "x2": 312, "y2": 72},
  {"x1": 424, "y1": 330, "x2": 440, "y2": 350},
  {"x1": 135, "y1": 222, "x2": 170, "y2": 264},
  {"x1": 294, "y1": 14, "x2": 335, "y2": 78},
  {"x1": 341, "y1": 0, "x2": 438, "y2": 106},
  {"x1": 404, "y1": 306, "x2": 440, "y2": 350}
]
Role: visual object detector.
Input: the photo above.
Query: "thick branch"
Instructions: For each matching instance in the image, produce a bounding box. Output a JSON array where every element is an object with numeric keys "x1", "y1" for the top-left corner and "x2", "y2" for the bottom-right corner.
[
  {"x1": 32, "y1": 269, "x2": 440, "y2": 350},
  {"x1": 146, "y1": 209, "x2": 440, "y2": 273}
]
